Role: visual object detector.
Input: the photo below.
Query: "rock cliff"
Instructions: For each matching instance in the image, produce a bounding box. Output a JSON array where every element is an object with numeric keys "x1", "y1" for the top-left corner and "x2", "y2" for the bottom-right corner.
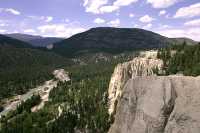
[
  {"x1": 108, "y1": 56, "x2": 163, "y2": 114},
  {"x1": 109, "y1": 76, "x2": 200, "y2": 133}
]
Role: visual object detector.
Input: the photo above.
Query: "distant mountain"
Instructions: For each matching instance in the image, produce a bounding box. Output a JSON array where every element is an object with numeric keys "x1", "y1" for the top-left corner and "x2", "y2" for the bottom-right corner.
[
  {"x1": 52, "y1": 28, "x2": 168, "y2": 57},
  {"x1": 0, "y1": 34, "x2": 69, "y2": 70},
  {"x1": 0, "y1": 34, "x2": 33, "y2": 48},
  {"x1": 5, "y1": 33, "x2": 64, "y2": 47}
]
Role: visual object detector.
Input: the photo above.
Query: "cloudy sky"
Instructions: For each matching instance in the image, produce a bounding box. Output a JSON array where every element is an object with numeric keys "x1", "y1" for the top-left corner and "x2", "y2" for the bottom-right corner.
[{"x1": 0, "y1": 0, "x2": 200, "y2": 41}]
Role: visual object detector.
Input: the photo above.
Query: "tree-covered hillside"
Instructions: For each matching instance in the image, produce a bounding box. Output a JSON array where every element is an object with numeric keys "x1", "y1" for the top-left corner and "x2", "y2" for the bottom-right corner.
[
  {"x1": 53, "y1": 27, "x2": 171, "y2": 57},
  {"x1": 0, "y1": 61, "x2": 122, "y2": 133},
  {"x1": 0, "y1": 35, "x2": 71, "y2": 100},
  {"x1": 158, "y1": 42, "x2": 200, "y2": 76},
  {"x1": 53, "y1": 27, "x2": 198, "y2": 58}
]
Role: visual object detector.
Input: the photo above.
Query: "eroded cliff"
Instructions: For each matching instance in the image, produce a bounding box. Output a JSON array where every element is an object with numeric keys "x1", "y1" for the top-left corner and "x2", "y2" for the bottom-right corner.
[
  {"x1": 109, "y1": 76, "x2": 200, "y2": 133},
  {"x1": 108, "y1": 55, "x2": 163, "y2": 115}
]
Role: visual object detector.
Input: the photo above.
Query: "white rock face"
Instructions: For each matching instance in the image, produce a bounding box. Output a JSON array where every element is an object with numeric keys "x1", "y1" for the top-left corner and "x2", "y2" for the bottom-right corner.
[
  {"x1": 32, "y1": 69, "x2": 70, "y2": 112},
  {"x1": 109, "y1": 76, "x2": 200, "y2": 133},
  {"x1": 53, "y1": 69, "x2": 70, "y2": 82},
  {"x1": 139, "y1": 50, "x2": 158, "y2": 59},
  {"x1": 108, "y1": 57, "x2": 163, "y2": 115}
]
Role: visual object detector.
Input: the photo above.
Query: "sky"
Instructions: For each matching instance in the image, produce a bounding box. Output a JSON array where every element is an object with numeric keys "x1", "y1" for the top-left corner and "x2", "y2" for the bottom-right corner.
[{"x1": 0, "y1": 0, "x2": 200, "y2": 41}]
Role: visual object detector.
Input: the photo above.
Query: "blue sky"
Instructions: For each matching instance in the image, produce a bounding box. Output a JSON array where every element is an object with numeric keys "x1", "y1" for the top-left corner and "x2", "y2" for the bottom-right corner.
[{"x1": 0, "y1": 0, "x2": 200, "y2": 41}]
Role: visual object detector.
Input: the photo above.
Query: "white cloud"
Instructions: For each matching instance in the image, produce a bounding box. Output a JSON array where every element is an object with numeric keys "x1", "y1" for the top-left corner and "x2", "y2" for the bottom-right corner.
[
  {"x1": 184, "y1": 19, "x2": 200, "y2": 26},
  {"x1": 0, "y1": 29, "x2": 6, "y2": 33},
  {"x1": 113, "y1": 0, "x2": 138, "y2": 7},
  {"x1": 24, "y1": 29, "x2": 36, "y2": 33},
  {"x1": 83, "y1": 0, "x2": 138, "y2": 14},
  {"x1": 147, "y1": 0, "x2": 181, "y2": 8},
  {"x1": 45, "y1": 16, "x2": 53, "y2": 22},
  {"x1": 107, "y1": 19, "x2": 120, "y2": 27},
  {"x1": 28, "y1": 16, "x2": 53, "y2": 22},
  {"x1": 83, "y1": 0, "x2": 108, "y2": 14},
  {"x1": 129, "y1": 13, "x2": 135, "y2": 18},
  {"x1": 139, "y1": 15, "x2": 155, "y2": 23},
  {"x1": 174, "y1": 3, "x2": 200, "y2": 18},
  {"x1": 94, "y1": 18, "x2": 105, "y2": 24},
  {"x1": 37, "y1": 24, "x2": 86, "y2": 37},
  {"x1": 0, "y1": 8, "x2": 21, "y2": 15},
  {"x1": 99, "y1": 6, "x2": 119, "y2": 13},
  {"x1": 156, "y1": 28, "x2": 200, "y2": 41},
  {"x1": 159, "y1": 10, "x2": 166, "y2": 16},
  {"x1": 143, "y1": 23, "x2": 152, "y2": 29}
]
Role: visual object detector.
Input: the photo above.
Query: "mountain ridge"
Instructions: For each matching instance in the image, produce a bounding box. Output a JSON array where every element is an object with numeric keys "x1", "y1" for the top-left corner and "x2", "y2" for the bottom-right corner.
[
  {"x1": 4, "y1": 33, "x2": 64, "y2": 47},
  {"x1": 53, "y1": 27, "x2": 198, "y2": 57}
]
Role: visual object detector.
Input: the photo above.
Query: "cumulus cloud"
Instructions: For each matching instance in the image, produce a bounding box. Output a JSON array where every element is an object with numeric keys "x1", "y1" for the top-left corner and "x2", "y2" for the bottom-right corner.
[
  {"x1": 113, "y1": 0, "x2": 138, "y2": 7},
  {"x1": 156, "y1": 28, "x2": 200, "y2": 41},
  {"x1": 93, "y1": 18, "x2": 106, "y2": 24},
  {"x1": 37, "y1": 23, "x2": 86, "y2": 37},
  {"x1": 107, "y1": 19, "x2": 120, "y2": 27},
  {"x1": 139, "y1": 15, "x2": 155, "y2": 23},
  {"x1": 83, "y1": 0, "x2": 108, "y2": 14},
  {"x1": 83, "y1": 0, "x2": 138, "y2": 14},
  {"x1": 174, "y1": 2, "x2": 200, "y2": 18},
  {"x1": 99, "y1": 6, "x2": 119, "y2": 13},
  {"x1": 147, "y1": 0, "x2": 181, "y2": 8},
  {"x1": 184, "y1": 19, "x2": 200, "y2": 26},
  {"x1": 0, "y1": 8, "x2": 21, "y2": 15},
  {"x1": 159, "y1": 10, "x2": 166, "y2": 16}
]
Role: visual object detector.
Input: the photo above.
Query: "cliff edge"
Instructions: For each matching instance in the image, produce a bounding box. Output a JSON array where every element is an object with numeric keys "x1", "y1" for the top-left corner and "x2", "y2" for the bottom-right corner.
[
  {"x1": 108, "y1": 56, "x2": 163, "y2": 115},
  {"x1": 109, "y1": 76, "x2": 200, "y2": 133}
]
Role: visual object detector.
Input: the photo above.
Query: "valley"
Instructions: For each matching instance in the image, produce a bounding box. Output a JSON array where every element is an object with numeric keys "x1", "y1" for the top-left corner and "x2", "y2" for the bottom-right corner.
[
  {"x1": 0, "y1": 69, "x2": 70, "y2": 118},
  {"x1": 0, "y1": 27, "x2": 199, "y2": 133}
]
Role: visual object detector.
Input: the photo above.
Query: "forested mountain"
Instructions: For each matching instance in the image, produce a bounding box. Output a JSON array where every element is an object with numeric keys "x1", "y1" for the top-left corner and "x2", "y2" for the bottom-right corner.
[
  {"x1": 5, "y1": 33, "x2": 63, "y2": 47},
  {"x1": 0, "y1": 34, "x2": 33, "y2": 48},
  {"x1": 53, "y1": 27, "x2": 170, "y2": 57},
  {"x1": 0, "y1": 34, "x2": 70, "y2": 100},
  {"x1": 52, "y1": 27, "x2": 197, "y2": 57}
]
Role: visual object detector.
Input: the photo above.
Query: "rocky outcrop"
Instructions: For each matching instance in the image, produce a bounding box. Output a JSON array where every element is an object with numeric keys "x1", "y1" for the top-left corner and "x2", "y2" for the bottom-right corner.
[
  {"x1": 108, "y1": 57, "x2": 163, "y2": 114},
  {"x1": 109, "y1": 76, "x2": 200, "y2": 133}
]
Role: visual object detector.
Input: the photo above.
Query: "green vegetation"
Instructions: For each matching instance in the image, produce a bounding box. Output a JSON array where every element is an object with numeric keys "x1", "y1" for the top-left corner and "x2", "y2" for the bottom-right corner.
[
  {"x1": 158, "y1": 42, "x2": 200, "y2": 76},
  {"x1": 53, "y1": 27, "x2": 170, "y2": 57},
  {"x1": 0, "y1": 35, "x2": 71, "y2": 100},
  {"x1": 0, "y1": 58, "x2": 128, "y2": 133},
  {"x1": 1, "y1": 29, "x2": 199, "y2": 133},
  {"x1": 0, "y1": 95, "x2": 42, "y2": 133}
]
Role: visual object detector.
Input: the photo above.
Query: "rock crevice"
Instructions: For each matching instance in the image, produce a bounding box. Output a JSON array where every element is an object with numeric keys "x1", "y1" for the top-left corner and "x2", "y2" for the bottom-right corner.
[{"x1": 109, "y1": 76, "x2": 200, "y2": 133}]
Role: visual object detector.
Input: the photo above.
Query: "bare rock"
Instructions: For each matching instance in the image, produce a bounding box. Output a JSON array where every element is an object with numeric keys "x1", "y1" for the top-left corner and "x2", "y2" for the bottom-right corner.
[
  {"x1": 108, "y1": 57, "x2": 163, "y2": 115},
  {"x1": 109, "y1": 76, "x2": 200, "y2": 133}
]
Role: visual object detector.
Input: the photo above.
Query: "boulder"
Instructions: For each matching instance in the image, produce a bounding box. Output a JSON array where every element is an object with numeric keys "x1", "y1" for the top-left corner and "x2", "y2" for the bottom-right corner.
[{"x1": 109, "y1": 76, "x2": 200, "y2": 133}]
